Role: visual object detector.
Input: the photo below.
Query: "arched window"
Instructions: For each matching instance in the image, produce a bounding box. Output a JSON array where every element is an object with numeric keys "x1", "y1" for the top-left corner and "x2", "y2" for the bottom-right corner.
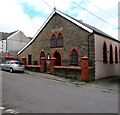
[
  {"x1": 115, "y1": 47, "x2": 118, "y2": 63},
  {"x1": 50, "y1": 34, "x2": 57, "y2": 48},
  {"x1": 70, "y1": 49, "x2": 79, "y2": 65},
  {"x1": 110, "y1": 45, "x2": 113, "y2": 64},
  {"x1": 57, "y1": 33, "x2": 63, "y2": 47},
  {"x1": 40, "y1": 51, "x2": 45, "y2": 58},
  {"x1": 103, "y1": 42, "x2": 107, "y2": 63}
]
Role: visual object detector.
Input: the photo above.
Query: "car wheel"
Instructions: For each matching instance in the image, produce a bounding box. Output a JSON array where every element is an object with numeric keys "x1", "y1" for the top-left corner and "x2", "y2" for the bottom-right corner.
[
  {"x1": 10, "y1": 68, "x2": 14, "y2": 73},
  {"x1": 1, "y1": 67, "x2": 4, "y2": 71}
]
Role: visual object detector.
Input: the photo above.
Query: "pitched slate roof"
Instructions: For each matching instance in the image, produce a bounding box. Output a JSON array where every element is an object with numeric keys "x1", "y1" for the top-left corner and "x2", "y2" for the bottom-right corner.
[
  {"x1": 77, "y1": 20, "x2": 119, "y2": 42},
  {"x1": 18, "y1": 9, "x2": 119, "y2": 54},
  {"x1": 56, "y1": 10, "x2": 120, "y2": 42},
  {"x1": 0, "y1": 31, "x2": 18, "y2": 40},
  {"x1": 58, "y1": 10, "x2": 118, "y2": 41}
]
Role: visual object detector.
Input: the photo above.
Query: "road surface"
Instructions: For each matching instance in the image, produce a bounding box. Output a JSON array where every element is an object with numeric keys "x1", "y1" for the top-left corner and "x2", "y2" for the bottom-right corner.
[{"x1": 1, "y1": 70, "x2": 118, "y2": 113}]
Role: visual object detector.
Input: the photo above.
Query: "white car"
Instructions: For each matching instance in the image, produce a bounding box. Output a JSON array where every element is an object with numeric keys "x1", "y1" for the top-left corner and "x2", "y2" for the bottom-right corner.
[{"x1": 1, "y1": 60, "x2": 24, "y2": 72}]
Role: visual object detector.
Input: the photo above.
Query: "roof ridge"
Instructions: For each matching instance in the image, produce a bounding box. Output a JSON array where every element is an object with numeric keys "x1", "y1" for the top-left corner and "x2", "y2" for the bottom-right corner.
[
  {"x1": 57, "y1": 10, "x2": 116, "y2": 39},
  {"x1": 55, "y1": 10, "x2": 119, "y2": 41},
  {"x1": 0, "y1": 30, "x2": 18, "y2": 40}
]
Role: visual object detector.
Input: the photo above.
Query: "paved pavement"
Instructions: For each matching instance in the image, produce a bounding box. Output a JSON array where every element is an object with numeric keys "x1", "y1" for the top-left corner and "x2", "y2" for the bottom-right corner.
[{"x1": 25, "y1": 70, "x2": 119, "y2": 94}]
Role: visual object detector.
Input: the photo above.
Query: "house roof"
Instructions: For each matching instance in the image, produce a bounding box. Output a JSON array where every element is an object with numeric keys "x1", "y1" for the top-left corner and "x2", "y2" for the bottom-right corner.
[
  {"x1": 0, "y1": 30, "x2": 19, "y2": 41},
  {"x1": 0, "y1": 31, "x2": 18, "y2": 40},
  {"x1": 18, "y1": 9, "x2": 119, "y2": 54}
]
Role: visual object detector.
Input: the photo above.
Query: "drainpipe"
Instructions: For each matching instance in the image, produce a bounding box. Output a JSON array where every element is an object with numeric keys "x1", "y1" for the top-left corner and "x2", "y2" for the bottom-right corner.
[{"x1": 88, "y1": 33, "x2": 93, "y2": 58}]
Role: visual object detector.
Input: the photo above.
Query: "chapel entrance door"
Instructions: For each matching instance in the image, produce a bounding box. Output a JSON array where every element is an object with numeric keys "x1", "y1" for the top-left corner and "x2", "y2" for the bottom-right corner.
[{"x1": 53, "y1": 50, "x2": 61, "y2": 66}]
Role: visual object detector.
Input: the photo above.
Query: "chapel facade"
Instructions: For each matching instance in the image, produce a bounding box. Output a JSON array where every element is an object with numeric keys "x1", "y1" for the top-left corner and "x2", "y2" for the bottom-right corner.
[{"x1": 18, "y1": 10, "x2": 120, "y2": 79}]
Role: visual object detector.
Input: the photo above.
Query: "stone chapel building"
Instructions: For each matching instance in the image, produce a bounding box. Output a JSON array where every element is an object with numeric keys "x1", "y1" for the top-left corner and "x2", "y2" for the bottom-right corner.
[{"x1": 18, "y1": 10, "x2": 120, "y2": 79}]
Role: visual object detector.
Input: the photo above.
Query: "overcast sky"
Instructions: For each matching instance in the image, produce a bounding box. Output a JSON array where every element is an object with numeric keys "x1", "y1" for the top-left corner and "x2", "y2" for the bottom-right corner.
[{"x1": 0, "y1": 0, "x2": 119, "y2": 40}]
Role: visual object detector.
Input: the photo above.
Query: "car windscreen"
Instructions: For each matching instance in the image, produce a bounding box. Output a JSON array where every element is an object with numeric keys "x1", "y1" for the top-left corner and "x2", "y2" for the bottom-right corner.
[{"x1": 14, "y1": 61, "x2": 23, "y2": 65}]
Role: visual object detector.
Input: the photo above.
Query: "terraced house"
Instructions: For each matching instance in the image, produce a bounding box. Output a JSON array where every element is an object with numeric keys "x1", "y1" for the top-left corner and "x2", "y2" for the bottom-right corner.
[
  {"x1": 0, "y1": 30, "x2": 31, "y2": 63},
  {"x1": 18, "y1": 10, "x2": 120, "y2": 80}
]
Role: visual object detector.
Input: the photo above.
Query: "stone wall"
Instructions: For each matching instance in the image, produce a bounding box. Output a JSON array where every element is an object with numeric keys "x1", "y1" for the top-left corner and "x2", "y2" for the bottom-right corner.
[
  {"x1": 54, "y1": 68, "x2": 81, "y2": 80},
  {"x1": 18, "y1": 13, "x2": 95, "y2": 67}
]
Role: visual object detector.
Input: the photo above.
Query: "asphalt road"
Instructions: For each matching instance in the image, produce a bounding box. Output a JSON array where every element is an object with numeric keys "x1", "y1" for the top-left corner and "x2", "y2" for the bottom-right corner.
[{"x1": 1, "y1": 70, "x2": 118, "y2": 113}]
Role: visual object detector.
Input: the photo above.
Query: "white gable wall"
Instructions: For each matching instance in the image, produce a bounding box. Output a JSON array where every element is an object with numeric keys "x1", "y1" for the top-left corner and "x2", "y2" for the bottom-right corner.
[
  {"x1": 7, "y1": 31, "x2": 30, "y2": 52},
  {"x1": 94, "y1": 34, "x2": 120, "y2": 79}
]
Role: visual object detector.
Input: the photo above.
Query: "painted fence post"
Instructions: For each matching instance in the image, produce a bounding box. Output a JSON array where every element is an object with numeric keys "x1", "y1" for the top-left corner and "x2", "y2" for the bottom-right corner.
[
  {"x1": 50, "y1": 57, "x2": 56, "y2": 74},
  {"x1": 40, "y1": 57, "x2": 46, "y2": 73},
  {"x1": 81, "y1": 56, "x2": 89, "y2": 81},
  {"x1": 22, "y1": 57, "x2": 27, "y2": 65}
]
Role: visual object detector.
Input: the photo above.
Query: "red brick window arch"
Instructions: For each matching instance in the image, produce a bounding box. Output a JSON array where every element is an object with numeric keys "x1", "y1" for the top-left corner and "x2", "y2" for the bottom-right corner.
[
  {"x1": 50, "y1": 32, "x2": 64, "y2": 48},
  {"x1": 103, "y1": 42, "x2": 107, "y2": 63},
  {"x1": 50, "y1": 33, "x2": 57, "y2": 48},
  {"x1": 70, "y1": 48, "x2": 79, "y2": 65},
  {"x1": 110, "y1": 44, "x2": 113, "y2": 64},
  {"x1": 57, "y1": 32, "x2": 64, "y2": 47},
  {"x1": 115, "y1": 46, "x2": 118, "y2": 63}
]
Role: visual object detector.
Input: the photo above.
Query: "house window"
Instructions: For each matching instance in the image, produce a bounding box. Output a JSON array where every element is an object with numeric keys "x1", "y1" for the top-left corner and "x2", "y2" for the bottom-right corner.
[
  {"x1": 110, "y1": 45, "x2": 113, "y2": 64},
  {"x1": 50, "y1": 34, "x2": 57, "y2": 48},
  {"x1": 1, "y1": 43, "x2": 3, "y2": 49},
  {"x1": 70, "y1": 49, "x2": 79, "y2": 65},
  {"x1": 103, "y1": 42, "x2": 107, "y2": 63},
  {"x1": 57, "y1": 33, "x2": 63, "y2": 47},
  {"x1": 115, "y1": 47, "x2": 118, "y2": 63}
]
